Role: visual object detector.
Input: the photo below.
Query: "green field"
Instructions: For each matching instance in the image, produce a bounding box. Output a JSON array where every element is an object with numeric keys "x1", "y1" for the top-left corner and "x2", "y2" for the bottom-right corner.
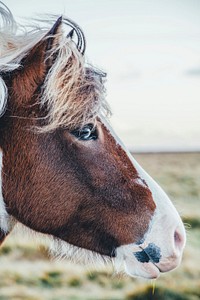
[{"x1": 0, "y1": 153, "x2": 199, "y2": 300}]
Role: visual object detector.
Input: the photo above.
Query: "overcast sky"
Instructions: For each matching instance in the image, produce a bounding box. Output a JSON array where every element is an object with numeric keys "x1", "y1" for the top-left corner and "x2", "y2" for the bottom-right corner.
[{"x1": 3, "y1": 0, "x2": 200, "y2": 151}]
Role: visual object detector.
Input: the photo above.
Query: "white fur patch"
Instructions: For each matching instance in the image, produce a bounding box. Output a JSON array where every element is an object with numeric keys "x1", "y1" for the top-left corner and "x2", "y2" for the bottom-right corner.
[{"x1": 0, "y1": 150, "x2": 9, "y2": 233}]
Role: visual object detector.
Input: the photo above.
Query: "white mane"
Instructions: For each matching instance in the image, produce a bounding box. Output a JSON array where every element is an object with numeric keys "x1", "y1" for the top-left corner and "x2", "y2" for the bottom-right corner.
[{"x1": 0, "y1": 3, "x2": 110, "y2": 131}]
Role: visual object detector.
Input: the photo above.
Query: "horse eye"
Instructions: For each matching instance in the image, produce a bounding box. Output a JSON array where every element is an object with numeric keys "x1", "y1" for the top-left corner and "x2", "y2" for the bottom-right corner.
[{"x1": 71, "y1": 124, "x2": 98, "y2": 141}]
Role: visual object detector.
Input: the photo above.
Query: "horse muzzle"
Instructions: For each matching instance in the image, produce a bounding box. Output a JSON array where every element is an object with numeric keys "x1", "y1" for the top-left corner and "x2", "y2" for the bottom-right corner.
[{"x1": 115, "y1": 209, "x2": 186, "y2": 279}]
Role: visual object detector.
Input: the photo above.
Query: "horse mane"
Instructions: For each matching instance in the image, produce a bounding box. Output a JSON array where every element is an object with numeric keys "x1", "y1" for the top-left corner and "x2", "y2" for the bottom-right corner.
[{"x1": 0, "y1": 3, "x2": 110, "y2": 131}]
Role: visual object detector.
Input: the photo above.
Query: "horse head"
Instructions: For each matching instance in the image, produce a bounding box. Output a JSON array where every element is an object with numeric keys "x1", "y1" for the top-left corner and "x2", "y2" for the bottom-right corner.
[{"x1": 0, "y1": 5, "x2": 185, "y2": 279}]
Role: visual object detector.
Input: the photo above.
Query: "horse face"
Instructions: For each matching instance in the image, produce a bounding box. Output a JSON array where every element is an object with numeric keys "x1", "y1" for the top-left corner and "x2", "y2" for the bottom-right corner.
[{"x1": 0, "y1": 14, "x2": 186, "y2": 279}]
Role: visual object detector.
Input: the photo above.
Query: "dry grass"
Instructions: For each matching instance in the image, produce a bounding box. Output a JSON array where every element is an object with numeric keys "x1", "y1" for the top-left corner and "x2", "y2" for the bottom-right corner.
[{"x1": 0, "y1": 153, "x2": 199, "y2": 300}]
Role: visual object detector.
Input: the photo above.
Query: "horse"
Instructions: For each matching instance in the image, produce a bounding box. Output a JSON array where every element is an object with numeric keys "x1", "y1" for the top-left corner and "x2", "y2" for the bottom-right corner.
[{"x1": 0, "y1": 3, "x2": 186, "y2": 279}]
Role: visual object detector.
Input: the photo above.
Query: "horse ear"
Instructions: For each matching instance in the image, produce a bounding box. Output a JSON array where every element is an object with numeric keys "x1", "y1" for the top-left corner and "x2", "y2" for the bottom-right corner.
[
  {"x1": 22, "y1": 16, "x2": 63, "y2": 70},
  {"x1": 12, "y1": 17, "x2": 63, "y2": 101},
  {"x1": 46, "y1": 16, "x2": 63, "y2": 51}
]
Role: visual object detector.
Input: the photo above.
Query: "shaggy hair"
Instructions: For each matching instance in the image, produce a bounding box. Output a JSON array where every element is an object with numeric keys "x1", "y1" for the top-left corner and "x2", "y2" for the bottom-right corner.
[{"x1": 0, "y1": 3, "x2": 110, "y2": 131}]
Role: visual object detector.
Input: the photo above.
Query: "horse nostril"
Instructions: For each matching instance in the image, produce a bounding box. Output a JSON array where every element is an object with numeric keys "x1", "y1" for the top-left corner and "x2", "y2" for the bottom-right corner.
[{"x1": 174, "y1": 229, "x2": 185, "y2": 251}]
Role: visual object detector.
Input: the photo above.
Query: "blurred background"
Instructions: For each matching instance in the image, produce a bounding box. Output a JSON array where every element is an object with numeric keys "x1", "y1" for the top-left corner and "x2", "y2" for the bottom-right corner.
[{"x1": 1, "y1": 0, "x2": 200, "y2": 299}]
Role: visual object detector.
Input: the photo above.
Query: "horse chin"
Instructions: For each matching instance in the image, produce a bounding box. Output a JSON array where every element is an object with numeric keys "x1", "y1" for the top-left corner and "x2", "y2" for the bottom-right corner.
[
  {"x1": 49, "y1": 236, "x2": 158, "y2": 279},
  {"x1": 123, "y1": 255, "x2": 160, "y2": 279},
  {"x1": 50, "y1": 237, "x2": 161, "y2": 280},
  {"x1": 49, "y1": 238, "x2": 158, "y2": 279},
  {"x1": 113, "y1": 243, "x2": 158, "y2": 279}
]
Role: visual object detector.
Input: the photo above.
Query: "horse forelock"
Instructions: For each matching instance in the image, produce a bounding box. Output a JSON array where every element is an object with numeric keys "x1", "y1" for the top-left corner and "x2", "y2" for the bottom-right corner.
[
  {"x1": 0, "y1": 3, "x2": 110, "y2": 130},
  {"x1": 40, "y1": 36, "x2": 110, "y2": 132}
]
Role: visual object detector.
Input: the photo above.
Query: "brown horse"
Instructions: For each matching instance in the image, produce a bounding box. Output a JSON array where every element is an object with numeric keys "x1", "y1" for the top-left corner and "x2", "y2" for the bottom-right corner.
[{"x1": 0, "y1": 3, "x2": 185, "y2": 279}]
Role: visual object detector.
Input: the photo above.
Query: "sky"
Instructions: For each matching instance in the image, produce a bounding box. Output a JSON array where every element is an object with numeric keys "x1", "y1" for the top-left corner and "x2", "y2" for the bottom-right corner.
[{"x1": 3, "y1": 0, "x2": 200, "y2": 151}]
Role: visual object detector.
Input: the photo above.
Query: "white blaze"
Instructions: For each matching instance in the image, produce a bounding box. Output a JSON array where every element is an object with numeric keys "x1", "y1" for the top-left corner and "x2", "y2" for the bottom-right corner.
[{"x1": 102, "y1": 118, "x2": 186, "y2": 278}]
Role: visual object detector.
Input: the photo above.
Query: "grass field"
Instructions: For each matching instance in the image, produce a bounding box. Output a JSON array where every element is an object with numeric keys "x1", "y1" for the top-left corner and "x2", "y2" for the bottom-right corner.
[{"x1": 0, "y1": 153, "x2": 199, "y2": 300}]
